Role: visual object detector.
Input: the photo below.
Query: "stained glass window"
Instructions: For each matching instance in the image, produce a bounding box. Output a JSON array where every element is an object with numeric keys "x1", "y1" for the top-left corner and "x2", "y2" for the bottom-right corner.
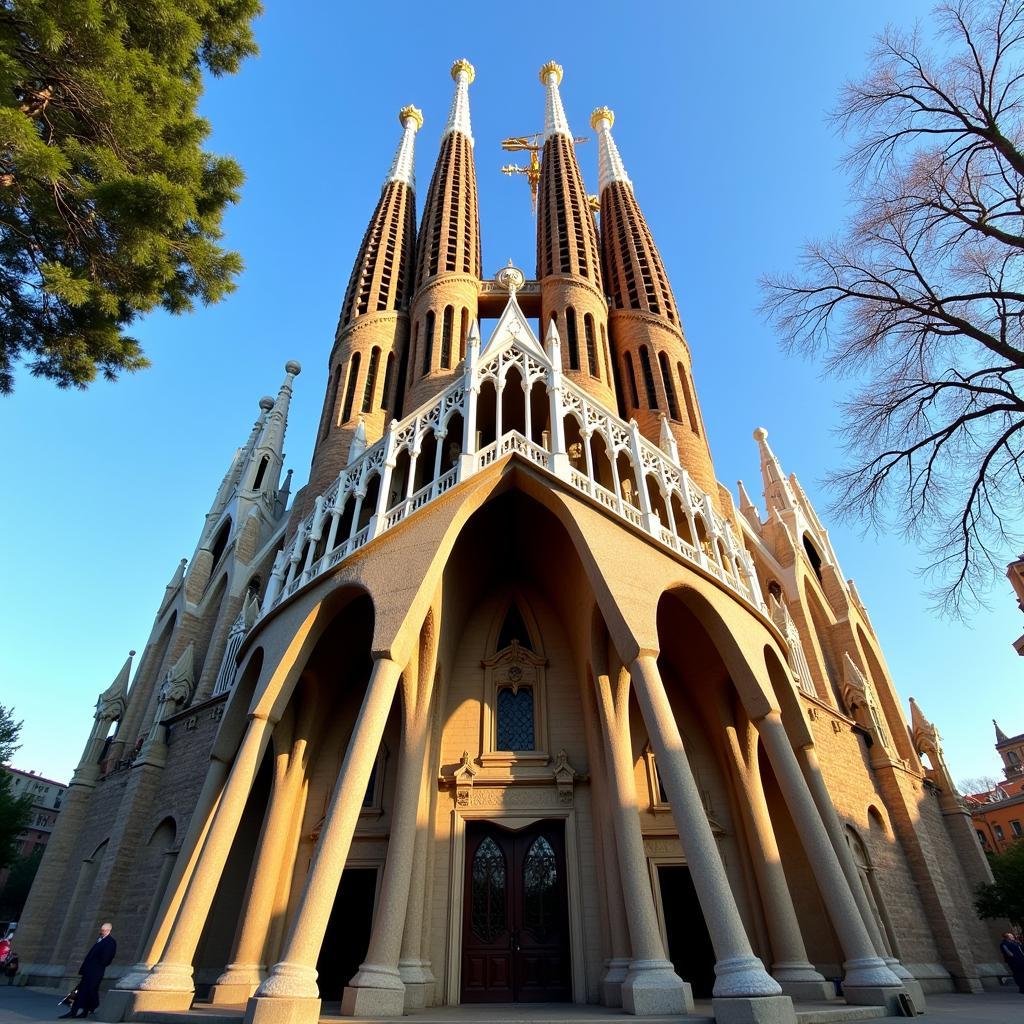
[
  {"x1": 471, "y1": 837, "x2": 507, "y2": 942},
  {"x1": 497, "y1": 686, "x2": 534, "y2": 750},
  {"x1": 522, "y1": 836, "x2": 557, "y2": 940}
]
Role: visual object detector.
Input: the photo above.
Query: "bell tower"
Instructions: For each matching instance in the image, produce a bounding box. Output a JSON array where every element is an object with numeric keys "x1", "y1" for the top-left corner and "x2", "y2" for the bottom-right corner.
[
  {"x1": 536, "y1": 62, "x2": 616, "y2": 409},
  {"x1": 592, "y1": 106, "x2": 718, "y2": 501}
]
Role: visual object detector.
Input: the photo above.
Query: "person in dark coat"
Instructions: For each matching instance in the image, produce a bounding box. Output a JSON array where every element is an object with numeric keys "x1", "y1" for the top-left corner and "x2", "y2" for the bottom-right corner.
[
  {"x1": 1002, "y1": 931, "x2": 1024, "y2": 994},
  {"x1": 59, "y1": 924, "x2": 116, "y2": 1018}
]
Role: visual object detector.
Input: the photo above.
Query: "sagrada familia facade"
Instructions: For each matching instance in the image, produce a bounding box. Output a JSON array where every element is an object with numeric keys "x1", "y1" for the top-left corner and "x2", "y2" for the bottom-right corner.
[{"x1": 17, "y1": 61, "x2": 1006, "y2": 1024}]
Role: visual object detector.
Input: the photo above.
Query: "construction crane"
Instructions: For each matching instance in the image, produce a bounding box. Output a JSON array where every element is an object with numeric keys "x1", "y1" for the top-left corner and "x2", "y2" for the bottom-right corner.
[{"x1": 501, "y1": 133, "x2": 589, "y2": 214}]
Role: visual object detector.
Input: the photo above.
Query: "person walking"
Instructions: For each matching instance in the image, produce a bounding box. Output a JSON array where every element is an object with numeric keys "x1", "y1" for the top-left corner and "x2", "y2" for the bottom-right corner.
[
  {"x1": 4, "y1": 948, "x2": 18, "y2": 984},
  {"x1": 59, "y1": 923, "x2": 116, "y2": 1018},
  {"x1": 1001, "y1": 931, "x2": 1024, "y2": 994}
]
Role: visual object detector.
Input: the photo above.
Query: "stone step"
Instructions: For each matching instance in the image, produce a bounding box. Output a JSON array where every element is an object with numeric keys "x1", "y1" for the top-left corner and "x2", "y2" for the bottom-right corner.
[{"x1": 794, "y1": 1004, "x2": 888, "y2": 1024}]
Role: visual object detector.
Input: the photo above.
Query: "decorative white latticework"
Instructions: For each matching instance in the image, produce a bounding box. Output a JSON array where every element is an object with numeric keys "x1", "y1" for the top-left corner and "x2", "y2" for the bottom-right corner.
[{"x1": 261, "y1": 283, "x2": 766, "y2": 619}]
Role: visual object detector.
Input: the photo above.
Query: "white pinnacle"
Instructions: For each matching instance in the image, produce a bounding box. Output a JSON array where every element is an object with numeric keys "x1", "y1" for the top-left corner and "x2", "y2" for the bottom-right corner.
[
  {"x1": 590, "y1": 107, "x2": 631, "y2": 193},
  {"x1": 385, "y1": 105, "x2": 423, "y2": 191},
  {"x1": 540, "y1": 61, "x2": 572, "y2": 140},
  {"x1": 445, "y1": 59, "x2": 475, "y2": 145}
]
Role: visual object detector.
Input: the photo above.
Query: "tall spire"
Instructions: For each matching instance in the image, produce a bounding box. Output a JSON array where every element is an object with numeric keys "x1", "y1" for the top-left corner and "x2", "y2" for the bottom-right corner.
[
  {"x1": 405, "y1": 61, "x2": 481, "y2": 412},
  {"x1": 540, "y1": 60, "x2": 571, "y2": 139},
  {"x1": 592, "y1": 106, "x2": 718, "y2": 500},
  {"x1": 445, "y1": 59, "x2": 474, "y2": 142},
  {"x1": 591, "y1": 106, "x2": 630, "y2": 192},
  {"x1": 385, "y1": 104, "x2": 423, "y2": 190},
  {"x1": 754, "y1": 427, "x2": 798, "y2": 514},
  {"x1": 301, "y1": 107, "x2": 421, "y2": 520},
  {"x1": 995, "y1": 719, "x2": 1010, "y2": 743},
  {"x1": 246, "y1": 360, "x2": 300, "y2": 499},
  {"x1": 535, "y1": 62, "x2": 615, "y2": 409}
]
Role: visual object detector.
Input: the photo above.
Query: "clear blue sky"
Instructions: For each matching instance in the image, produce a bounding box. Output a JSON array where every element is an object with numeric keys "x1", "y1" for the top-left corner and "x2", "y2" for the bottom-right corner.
[{"x1": 1, "y1": 1, "x2": 1017, "y2": 787}]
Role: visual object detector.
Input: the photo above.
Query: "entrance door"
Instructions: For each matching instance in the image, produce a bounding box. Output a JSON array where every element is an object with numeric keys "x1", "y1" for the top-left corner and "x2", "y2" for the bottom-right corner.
[
  {"x1": 316, "y1": 867, "x2": 378, "y2": 1003},
  {"x1": 658, "y1": 865, "x2": 717, "y2": 998},
  {"x1": 461, "y1": 820, "x2": 571, "y2": 1003}
]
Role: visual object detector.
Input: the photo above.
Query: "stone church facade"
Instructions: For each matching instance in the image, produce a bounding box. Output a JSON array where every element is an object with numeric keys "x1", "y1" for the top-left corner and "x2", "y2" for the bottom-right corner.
[{"x1": 16, "y1": 61, "x2": 1005, "y2": 1024}]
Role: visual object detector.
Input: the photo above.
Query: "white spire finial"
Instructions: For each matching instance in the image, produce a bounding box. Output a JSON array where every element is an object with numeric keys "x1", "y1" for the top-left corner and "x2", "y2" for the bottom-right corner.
[
  {"x1": 386, "y1": 105, "x2": 423, "y2": 191},
  {"x1": 540, "y1": 61, "x2": 571, "y2": 140},
  {"x1": 590, "y1": 106, "x2": 631, "y2": 193},
  {"x1": 446, "y1": 59, "x2": 475, "y2": 144}
]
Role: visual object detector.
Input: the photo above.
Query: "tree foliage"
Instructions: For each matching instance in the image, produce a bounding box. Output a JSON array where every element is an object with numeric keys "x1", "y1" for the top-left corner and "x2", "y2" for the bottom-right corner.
[
  {"x1": 975, "y1": 839, "x2": 1024, "y2": 930},
  {"x1": 0, "y1": 706, "x2": 31, "y2": 872},
  {"x1": 0, "y1": 0, "x2": 261, "y2": 393},
  {"x1": 762, "y1": 0, "x2": 1024, "y2": 615}
]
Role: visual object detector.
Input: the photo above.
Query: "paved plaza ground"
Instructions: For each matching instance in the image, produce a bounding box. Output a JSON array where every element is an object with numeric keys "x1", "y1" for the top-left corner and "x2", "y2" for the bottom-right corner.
[{"x1": 0, "y1": 986, "x2": 1022, "y2": 1024}]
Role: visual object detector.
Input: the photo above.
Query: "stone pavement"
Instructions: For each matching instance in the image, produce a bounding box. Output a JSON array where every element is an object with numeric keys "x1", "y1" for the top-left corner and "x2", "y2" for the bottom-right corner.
[{"x1": 0, "y1": 987, "x2": 1022, "y2": 1024}]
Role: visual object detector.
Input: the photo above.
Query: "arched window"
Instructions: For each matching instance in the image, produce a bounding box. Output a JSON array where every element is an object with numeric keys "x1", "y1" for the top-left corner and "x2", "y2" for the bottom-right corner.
[
  {"x1": 340, "y1": 352, "x2": 361, "y2": 423},
  {"x1": 460, "y1": 307, "x2": 469, "y2": 360},
  {"x1": 381, "y1": 352, "x2": 395, "y2": 411},
  {"x1": 497, "y1": 686, "x2": 535, "y2": 750},
  {"x1": 678, "y1": 362, "x2": 700, "y2": 434},
  {"x1": 252, "y1": 456, "x2": 270, "y2": 490},
  {"x1": 497, "y1": 603, "x2": 531, "y2": 650},
  {"x1": 803, "y1": 535, "x2": 824, "y2": 582},
  {"x1": 210, "y1": 518, "x2": 232, "y2": 566},
  {"x1": 471, "y1": 837, "x2": 507, "y2": 942},
  {"x1": 624, "y1": 352, "x2": 640, "y2": 407},
  {"x1": 422, "y1": 310, "x2": 435, "y2": 376},
  {"x1": 600, "y1": 323, "x2": 611, "y2": 382},
  {"x1": 658, "y1": 351, "x2": 680, "y2": 420},
  {"x1": 584, "y1": 313, "x2": 599, "y2": 378},
  {"x1": 441, "y1": 305, "x2": 454, "y2": 369},
  {"x1": 322, "y1": 365, "x2": 341, "y2": 440},
  {"x1": 361, "y1": 346, "x2": 380, "y2": 413},
  {"x1": 566, "y1": 307, "x2": 580, "y2": 370},
  {"x1": 638, "y1": 346, "x2": 658, "y2": 408}
]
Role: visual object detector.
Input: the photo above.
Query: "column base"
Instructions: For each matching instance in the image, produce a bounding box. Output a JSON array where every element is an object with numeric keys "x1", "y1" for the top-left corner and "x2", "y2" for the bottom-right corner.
[
  {"x1": 97, "y1": 987, "x2": 195, "y2": 1021},
  {"x1": 601, "y1": 957, "x2": 631, "y2": 1007},
  {"x1": 621, "y1": 958, "x2": 693, "y2": 1016},
  {"x1": 771, "y1": 962, "x2": 834, "y2": 1001},
  {"x1": 340, "y1": 962, "x2": 406, "y2": 1017},
  {"x1": 841, "y1": 984, "x2": 906, "y2": 1014},
  {"x1": 208, "y1": 979, "x2": 263, "y2": 1005},
  {"x1": 711, "y1": 994, "x2": 796, "y2": 1024},
  {"x1": 885, "y1": 959, "x2": 926, "y2": 1012},
  {"x1": 244, "y1": 994, "x2": 322, "y2": 1024},
  {"x1": 112, "y1": 963, "x2": 153, "y2": 992},
  {"x1": 398, "y1": 958, "x2": 433, "y2": 1010}
]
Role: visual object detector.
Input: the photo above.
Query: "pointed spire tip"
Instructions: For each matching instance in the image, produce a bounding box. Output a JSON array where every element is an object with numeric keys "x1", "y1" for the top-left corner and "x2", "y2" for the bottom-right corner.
[
  {"x1": 539, "y1": 60, "x2": 563, "y2": 85},
  {"x1": 590, "y1": 106, "x2": 614, "y2": 130},
  {"x1": 398, "y1": 104, "x2": 424, "y2": 130},
  {"x1": 285, "y1": 360, "x2": 301, "y2": 376},
  {"x1": 259, "y1": 395, "x2": 274, "y2": 411},
  {"x1": 451, "y1": 59, "x2": 475, "y2": 84}
]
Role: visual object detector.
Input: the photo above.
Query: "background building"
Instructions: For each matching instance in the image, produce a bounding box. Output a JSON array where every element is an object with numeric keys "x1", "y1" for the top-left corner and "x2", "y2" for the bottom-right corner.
[
  {"x1": 965, "y1": 721, "x2": 1024, "y2": 854},
  {"x1": 13, "y1": 61, "x2": 1007, "y2": 1024}
]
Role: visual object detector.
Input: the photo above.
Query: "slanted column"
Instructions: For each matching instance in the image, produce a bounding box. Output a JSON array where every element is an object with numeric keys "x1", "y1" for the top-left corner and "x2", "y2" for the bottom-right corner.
[
  {"x1": 342, "y1": 655, "x2": 435, "y2": 1016},
  {"x1": 459, "y1": 320, "x2": 481, "y2": 479},
  {"x1": 246, "y1": 657, "x2": 403, "y2": 1024},
  {"x1": 756, "y1": 712, "x2": 903, "y2": 1010},
  {"x1": 133, "y1": 715, "x2": 274, "y2": 1009},
  {"x1": 628, "y1": 419, "x2": 656, "y2": 532},
  {"x1": 796, "y1": 743, "x2": 925, "y2": 1005},
  {"x1": 721, "y1": 721, "x2": 832, "y2": 1000},
  {"x1": 545, "y1": 320, "x2": 569, "y2": 477},
  {"x1": 371, "y1": 421, "x2": 399, "y2": 537},
  {"x1": 628, "y1": 655, "x2": 792, "y2": 1023},
  {"x1": 209, "y1": 717, "x2": 310, "y2": 1005},
  {"x1": 592, "y1": 669, "x2": 690, "y2": 1016}
]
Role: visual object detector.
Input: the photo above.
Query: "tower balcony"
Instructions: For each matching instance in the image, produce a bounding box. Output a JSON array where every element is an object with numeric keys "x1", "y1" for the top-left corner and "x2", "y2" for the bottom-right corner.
[{"x1": 262, "y1": 276, "x2": 764, "y2": 620}]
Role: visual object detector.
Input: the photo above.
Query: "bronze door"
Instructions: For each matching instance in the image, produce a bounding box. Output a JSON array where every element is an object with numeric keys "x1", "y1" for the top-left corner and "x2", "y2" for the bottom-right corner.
[{"x1": 461, "y1": 820, "x2": 571, "y2": 1003}]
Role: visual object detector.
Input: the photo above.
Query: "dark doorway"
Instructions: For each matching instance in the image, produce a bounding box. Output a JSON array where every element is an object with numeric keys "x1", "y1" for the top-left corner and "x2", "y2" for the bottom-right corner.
[
  {"x1": 316, "y1": 867, "x2": 378, "y2": 1003},
  {"x1": 658, "y1": 864, "x2": 717, "y2": 998},
  {"x1": 461, "y1": 820, "x2": 572, "y2": 1003}
]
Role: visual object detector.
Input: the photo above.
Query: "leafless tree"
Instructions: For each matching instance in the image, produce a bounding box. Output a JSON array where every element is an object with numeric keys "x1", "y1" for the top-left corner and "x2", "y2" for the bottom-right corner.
[
  {"x1": 762, "y1": 0, "x2": 1024, "y2": 616},
  {"x1": 958, "y1": 773, "x2": 1004, "y2": 796}
]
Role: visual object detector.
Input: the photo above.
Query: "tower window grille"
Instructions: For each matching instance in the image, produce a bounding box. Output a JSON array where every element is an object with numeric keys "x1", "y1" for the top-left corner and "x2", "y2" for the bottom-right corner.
[
  {"x1": 658, "y1": 351, "x2": 680, "y2": 420},
  {"x1": 678, "y1": 362, "x2": 700, "y2": 434},
  {"x1": 584, "y1": 313, "x2": 599, "y2": 378},
  {"x1": 497, "y1": 686, "x2": 535, "y2": 751},
  {"x1": 341, "y1": 351, "x2": 361, "y2": 423},
  {"x1": 423, "y1": 310, "x2": 435, "y2": 376},
  {"x1": 566, "y1": 308, "x2": 580, "y2": 371},
  {"x1": 441, "y1": 305, "x2": 454, "y2": 369},
  {"x1": 600, "y1": 323, "x2": 611, "y2": 382},
  {"x1": 381, "y1": 352, "x2": 395, "y2": 411},
  {"x1": 639, "y1": 346, "x2": 659, "y2": 409},
  {"x1": 624, "y1": 352, "x2": 640, "y2": 407},
  {"x1": 361, "y1": 346, "x2": 381, "y2": 413},
  {"x1": 322, "y1": 365, "x2": 341, "y2": 440}
]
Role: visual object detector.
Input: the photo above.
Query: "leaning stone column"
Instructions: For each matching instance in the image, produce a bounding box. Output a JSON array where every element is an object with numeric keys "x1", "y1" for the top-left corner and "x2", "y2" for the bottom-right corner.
[
  {"x1": 341, "y1": 657, "x2": 435, "y2": 1016},
  {"x1": 722, "y1": 721, "x2": 833, "y2": 1000},
  {"x1": 757, "y1": 712, "x2": 903, "y2": 1011},
  {"x1": 593, "y1": 669, "x2": 691, "y2": 1016},
  {"x1": 209, "y1": 718, "x2": 308, "y2": 1004},
  {"x1": 797, "y1": 743, "x2": 925, "y2": 1008},
  {"x1": 245, "y1": 657, "x2": 403, "y2": 1024},
  {"x1": 129, "y1": 714, "x2": 274, "y2": 1011},
  {"x1": 629, "y1": 655, "x2": 793, "y2": 1024}
]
